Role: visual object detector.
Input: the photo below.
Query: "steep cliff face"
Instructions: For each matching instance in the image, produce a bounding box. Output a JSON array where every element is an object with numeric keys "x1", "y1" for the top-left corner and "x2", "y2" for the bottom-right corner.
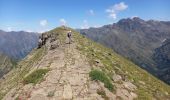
[
  {"x1": 0, "y1": 27, "x2": 170, "y2": 100},
  {"x1": 80, "y1": 17, "x2": 170, "y2": 84},
  {"x1": 0, "y1": 30, "x2": 39, "y2": 60}
]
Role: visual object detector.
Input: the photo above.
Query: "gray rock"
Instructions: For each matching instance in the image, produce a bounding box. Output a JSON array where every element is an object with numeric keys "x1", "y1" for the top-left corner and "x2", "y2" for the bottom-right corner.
[
  {"x1": 116, "y1": 88, "x2": 137, "y2": 100},
  {"x1": 63, "y1": 84, "x2": 72, "y2": 99},
  {"x1": 139, "y1": 81, "x2": 145, "y2": 85},
  {"x1": 112, "y1": 74, "x2": 122, "y2": 82},
  {"x1": 123, "y1": 82, "x2": 137, "y2": 91},
  {"x1": 50, "y1": 44, "x2": 59, "y2": 50}
]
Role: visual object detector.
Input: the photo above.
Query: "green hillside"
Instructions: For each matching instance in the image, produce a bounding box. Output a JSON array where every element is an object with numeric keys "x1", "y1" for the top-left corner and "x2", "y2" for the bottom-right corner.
[{"x1": 74, "y1": 28, "x2": 170, "y2": 99}]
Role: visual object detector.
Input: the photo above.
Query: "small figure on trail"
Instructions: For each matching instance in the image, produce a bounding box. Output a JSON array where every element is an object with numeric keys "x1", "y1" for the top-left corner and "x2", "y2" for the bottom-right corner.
[
  {"x1": 38, "y1": 36, "x2": 42, "y2": 49},
  {"x1": 44, "y1": 34, "x2": 48, "y2": 44},
  {"x1": 67, "y1": 30, "x2": 72, "y2": 44},
  {"x1": 41, "y1": 34, "x2": 48, "y2": 45}
]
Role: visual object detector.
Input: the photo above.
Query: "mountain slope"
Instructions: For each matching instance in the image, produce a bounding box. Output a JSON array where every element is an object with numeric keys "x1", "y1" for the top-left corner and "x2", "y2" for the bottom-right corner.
[
  {"x1": 80, "y1": 17, "x2": 170, "y2": 84},
  {"x1": 153, "y1": 38, "x2": 170, "y2": 84},
  {"x1": 0, "y1": 53, "x2": 15, "y2": 78},
  {"x1": 0, "y1": 30, "x2": 39, "y2": 60},
  {"x1": 0, "y1": 27, "x2": 170, "y2": 100}
]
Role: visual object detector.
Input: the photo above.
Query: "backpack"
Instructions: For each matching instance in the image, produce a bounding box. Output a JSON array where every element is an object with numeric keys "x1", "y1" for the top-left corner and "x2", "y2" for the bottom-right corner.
[{"x1": 67, "y1": 32, "x2": 71, "y2": 38}]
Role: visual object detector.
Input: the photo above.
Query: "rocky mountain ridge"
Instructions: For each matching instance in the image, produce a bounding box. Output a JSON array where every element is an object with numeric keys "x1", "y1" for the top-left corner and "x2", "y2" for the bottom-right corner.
[{"x1": 0, "y1": 27, "x2": 170, "y2": 100}]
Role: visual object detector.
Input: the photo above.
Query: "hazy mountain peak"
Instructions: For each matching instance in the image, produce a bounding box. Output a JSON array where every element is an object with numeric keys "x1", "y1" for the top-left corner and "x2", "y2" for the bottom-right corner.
[
  {"x1": 117, "y1": 17, "x2": 147, "y2": 29},
  {"x1": 132, "y1": 17, "x2": 144, "y2": 21},
  {"x1": 118, "y1": 17, "x2": 145, "y2": 24},
  {"x1": 0, "y1": 30, "x2": 39, "y2": 60}
]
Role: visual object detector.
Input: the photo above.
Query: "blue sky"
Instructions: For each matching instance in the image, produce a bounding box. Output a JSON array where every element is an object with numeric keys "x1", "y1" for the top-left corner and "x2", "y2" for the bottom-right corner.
[{"x1": 0, "y1": 0, "x2": 170, "y2": 32}]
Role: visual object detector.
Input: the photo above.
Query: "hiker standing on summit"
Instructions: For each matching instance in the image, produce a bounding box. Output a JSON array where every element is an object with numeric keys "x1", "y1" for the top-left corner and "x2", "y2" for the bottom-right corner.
[{"x1": 67, "y1": 30, "x2": 72, "y2": 44}]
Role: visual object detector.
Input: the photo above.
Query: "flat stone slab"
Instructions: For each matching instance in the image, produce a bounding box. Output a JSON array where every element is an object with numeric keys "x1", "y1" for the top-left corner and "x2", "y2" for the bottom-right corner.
[
  {"x1": 123, "y1": 81, "x2": 137, "y2": 91},
  {"x1": 63, "y1": 84, "x2": 72, "y2": 99},
  {"x1": 29, "y1": 94, "x2": 48, "y2": 100},
  {"x1": 112, "y1": 74, "x2": 122, "y2": 82},
  {"x1": 45, "y1": 70, "x2": 61, "y2": 84}
]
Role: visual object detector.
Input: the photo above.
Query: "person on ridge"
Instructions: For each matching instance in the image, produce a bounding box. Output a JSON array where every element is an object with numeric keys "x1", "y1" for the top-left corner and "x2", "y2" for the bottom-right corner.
[
  {"x1": 38, "y1": 36, "x2": 42, "y2": 48},
  {"x1": 67, "y1": 30, "x2": 72, "y2": 44}
]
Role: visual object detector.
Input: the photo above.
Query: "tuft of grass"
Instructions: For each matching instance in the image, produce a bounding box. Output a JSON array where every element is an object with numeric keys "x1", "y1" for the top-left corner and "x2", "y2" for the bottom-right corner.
[
  {"x1": 15, "y1": 96, "x2": 19, "y2": 100},
  {"x1": 97, "y1": 89, "x2": 109, "y2": 100},
  {"x1": 89, "y1": 69, "x2": 114, "y2": 91},
  {"x1": 47, "y1": 90, "x2": 55, "y2": 97},
  {"x1": 23, "y1": 69, "x2": 49, "y2": 84},
  {"x1": 136, "y1": 88, "x2": 153, "y2": 100}
]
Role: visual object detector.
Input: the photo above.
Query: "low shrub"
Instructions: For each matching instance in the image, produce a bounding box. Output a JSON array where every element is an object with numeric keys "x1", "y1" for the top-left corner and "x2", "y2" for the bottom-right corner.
[
  {"x1": 47, "y1": 90, "x2": 55, "y2": 97},
  {"x1": 97, "y1": 89, "x2": 109, "y2": 100},
  {"x1": 89, "y1": 69, "x2": 114, "y2": 91},
  {"x1": 23, "y1": 69, "x2": 49, "y2": 84}
]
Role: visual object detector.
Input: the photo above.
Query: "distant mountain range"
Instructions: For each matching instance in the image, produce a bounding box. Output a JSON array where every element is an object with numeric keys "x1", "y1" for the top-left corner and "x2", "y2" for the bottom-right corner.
[
  {"x1": 80, "y1": 17, "x2": 170, "y2": 84},
  {"x1": 0, "y1": 30, "x2": 39, "y2": 78},
  {"x1": 0, "y1": 30, "x2": 39, "y2": 60}
]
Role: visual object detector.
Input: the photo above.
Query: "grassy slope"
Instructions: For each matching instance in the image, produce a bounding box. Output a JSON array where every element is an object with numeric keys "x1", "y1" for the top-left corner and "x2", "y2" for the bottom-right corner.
[
  {"x1": 0, "y1": 54, "x2": 15, "y2": 76},
  {"x1": 0, "y1": 47, "x2": 47, "y2": 99},
  {"x1": 70, "y1": 29, "x2": 170, "y2": 99},
  {"x1": 0, "y1": 28, "x2": 66, "y2": 100},
  {"x1": 0, "y1": 27, "x2": 65, "y2": 99}
]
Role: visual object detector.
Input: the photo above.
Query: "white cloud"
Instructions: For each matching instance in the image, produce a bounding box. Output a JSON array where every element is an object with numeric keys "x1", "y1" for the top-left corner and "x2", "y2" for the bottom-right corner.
[
  {"x1": 7, "y1": 27, "x2": 12, "y2": 32},
  {"x1": 59, "y1": 18, "x2": 67, "y2": 26},
  {"x1": 38, "y1": 28, "x2": 50, "y2": 33},
  {"x1": 81, "y1": 20, "x2": 89, "y2": 29},
  {"x1": 83, "y1": 20, "x2": 88, "y2": 23},
  {"x1": 89, "y1": 9, "x2": 95, "y2": 15},
  {"x1": 106, "y1": 9, "x2": 117, "y2": 19},
  {"x1": 109, "y1": 12, "x2": 117, "y2": 19},
  {"x1": 93, "y1": 25, "x2": 102, "y2": 28},
  {"x1": 114, "y1": 2, "x2": 128, "y2": 11},
  {"x1": 40, "y1": 20, "x2": 48, "y2": 27},
  {"x1": 25, "y1": 29, "x2": 33, "y2": 32},
  {"x1": 106, "y1": 2, "x2": 128, "y2": 19}
]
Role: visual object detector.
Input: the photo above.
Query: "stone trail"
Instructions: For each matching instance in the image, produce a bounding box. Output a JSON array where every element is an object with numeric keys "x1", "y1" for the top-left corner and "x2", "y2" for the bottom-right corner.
[{"x1": 2, "y1": 31, "x2": 137, "y2": 100}]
